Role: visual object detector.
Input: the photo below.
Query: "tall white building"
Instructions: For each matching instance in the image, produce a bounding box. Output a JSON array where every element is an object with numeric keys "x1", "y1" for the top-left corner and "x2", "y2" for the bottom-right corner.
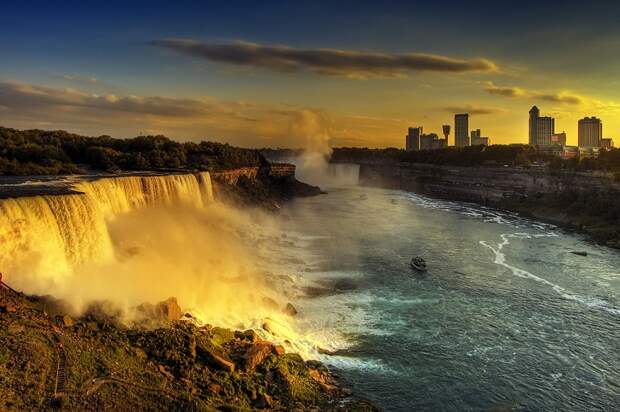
[{"x1": 578, "y1": 117, "x2": 602, "y2": 148}]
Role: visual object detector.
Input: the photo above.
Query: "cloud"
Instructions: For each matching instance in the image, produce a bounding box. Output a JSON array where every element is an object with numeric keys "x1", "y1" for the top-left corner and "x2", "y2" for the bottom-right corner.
[
  {"x1": 0, "y1": 81, "x2": 399, "y2": 148},
  {"x1": 54, "y1": 74, "x2": 100, "y2": 84},
  {"x1": 149, "y1": 39, "x2": 499, "y2": 79},
  {"x1": 483, "y1": 81, "x2": 582, "y2": 105},
  {"x1": 441, "y1": 104, "x2": 504, "y2": 115}
]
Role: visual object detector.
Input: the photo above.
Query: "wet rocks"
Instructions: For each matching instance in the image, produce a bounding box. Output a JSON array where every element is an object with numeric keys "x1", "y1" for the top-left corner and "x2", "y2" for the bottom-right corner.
[
  {"x1": 135, "y1": 297, "x2": 183, "y2": 324},
  {"x1": 241, "y1": 343, "x2": 274, "y2": 372},
  {"x1": 62, "y1": 315, "x2": 74, "y2": 327},
  {"x1": 283, "y1": 302, "x2": 298, "y2": 316},
  {"x1": 155, "y1": 297, "x2": 182, "y2": 322},
  {"x1": 235, "y1": 329, "x2": 262, "y2": 343}
]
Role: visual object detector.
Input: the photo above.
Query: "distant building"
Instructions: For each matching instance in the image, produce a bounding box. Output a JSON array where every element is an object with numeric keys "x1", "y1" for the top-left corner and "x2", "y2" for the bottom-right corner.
[
  {"x1": 470, "y1": 129, "x2": 489, "y2": 146},
  {"x1": 529, "y1": 106, "x2": 539, "y2": 146},
  {"x1": 406, "y1": 127, "x2": 423, "y2": 151},
  {"x1": 419, "y1": 133, "x2": 448, "y2": 150},
  {"x1": 442, "y1": 125, "x2": 450, "y2": 139},
  {"x1": 551, "y1": 132, "x2": 567, "y2": 146},
  {"x1": 601, "y1": 138, "x2": 614, "y2": 148},
  {"x1": 560, "y1": 145, "x2": 579, "y2": 159},
  {"x1": 536, "y1": 117, "x2": 555, "y2": 146},
  {"x1": 442, "y1": 125, "x2": 450, "y2": 142},
  {"x1": 529, "y1": 106, "x2": 555, "y2": 146},
  {"x1": 455, "y1": 114, "x2": 469, "y2": 147},
  {"x1": 578, "y1": 117, "x2": 602, "y2": 148}
]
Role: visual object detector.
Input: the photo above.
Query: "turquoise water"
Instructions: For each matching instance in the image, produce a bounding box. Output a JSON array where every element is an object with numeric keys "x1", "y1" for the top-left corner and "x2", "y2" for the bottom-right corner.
[{"x1": 281, "y1": 186, "x2": 620, "y2": 411}]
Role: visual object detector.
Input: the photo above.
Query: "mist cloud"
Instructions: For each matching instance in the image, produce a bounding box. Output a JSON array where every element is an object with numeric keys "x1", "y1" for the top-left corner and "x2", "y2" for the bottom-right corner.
[{"x1": 150, "y1": 39, "x2": 499, "y2": 79}]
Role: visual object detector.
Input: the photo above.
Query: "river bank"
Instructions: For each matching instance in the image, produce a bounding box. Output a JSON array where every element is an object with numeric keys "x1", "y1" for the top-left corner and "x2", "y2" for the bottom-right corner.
[{"x1": 354, "y1": 162, "x2": 620, "y2": 249}]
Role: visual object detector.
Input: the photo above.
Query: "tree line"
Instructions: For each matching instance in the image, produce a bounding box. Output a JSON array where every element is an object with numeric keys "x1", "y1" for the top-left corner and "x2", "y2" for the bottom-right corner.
[
  {"x1": 331, "y1": 145, "x2": 620, "y2": 174},
  {"x1": 0, "y1": 127, "x2": 265, "y2": 175}
]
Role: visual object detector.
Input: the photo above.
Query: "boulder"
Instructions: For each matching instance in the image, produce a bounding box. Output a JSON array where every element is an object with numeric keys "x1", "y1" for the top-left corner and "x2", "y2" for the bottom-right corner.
[
  {"x1": 136, "y1": 297, "x2": 183, "y2": 323},
  {"x1": 155, "y1": 297, "x2": 182, "y2": 322},
  {"x1": 235, "y1": 329, "x2": 261, "y2": 343},
  {"x1": 242, "y1": 343, "x2": 274, "y2": 372},
  {"x1": 283, "y1": 303, "x2": 298, "y2": 316},
  {"x1": 197, "y1": 341, "x2": 235, "y2": 372},
  {"x1": 62, "y1": 315, "x2": 74, "y2": 327}
]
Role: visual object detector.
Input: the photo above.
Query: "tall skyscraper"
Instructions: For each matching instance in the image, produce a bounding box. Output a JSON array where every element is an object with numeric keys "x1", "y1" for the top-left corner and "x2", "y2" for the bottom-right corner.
[
  {"x1": 536, "y1": 116, "x2": 555, "y2": 146},
  {"x1": 578, "y1": 117, "x2": 602, "y2": 148},
  {"x1": 529, "y1": 106, "x2": 554, "y2": 146},
  {"x1": 455, "y1": 114, "x2": 469, "y2": 147},
  {"x1": 529, "y1": 106, "x2": 539, "y2": 145},
  {"x1": 406, "y1": 127, "x2": 423, "y2": 151}
]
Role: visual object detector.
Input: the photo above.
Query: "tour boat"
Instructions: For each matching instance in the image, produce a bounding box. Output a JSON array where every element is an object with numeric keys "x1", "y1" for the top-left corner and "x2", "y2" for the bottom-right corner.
[{"x1": 410, "y1": 257, "x2": 427, "y2": 272}]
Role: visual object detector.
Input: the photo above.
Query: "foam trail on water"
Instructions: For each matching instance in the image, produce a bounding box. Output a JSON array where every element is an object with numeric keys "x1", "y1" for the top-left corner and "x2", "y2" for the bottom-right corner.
[{"x1": 480, "y1": 233, "x2": 620, "y2": 316}]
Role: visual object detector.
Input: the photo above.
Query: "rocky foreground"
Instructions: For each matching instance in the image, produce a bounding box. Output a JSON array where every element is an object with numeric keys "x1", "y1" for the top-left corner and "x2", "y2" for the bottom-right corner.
[{"x1": 0, "y1": 287, "x2": 377, "y2": 411}]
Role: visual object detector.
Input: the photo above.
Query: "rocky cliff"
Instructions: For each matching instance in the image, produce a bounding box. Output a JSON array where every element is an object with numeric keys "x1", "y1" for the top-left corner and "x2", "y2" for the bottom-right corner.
[{"x1": 357, "y1": 162, "x2": 620, "y2": 248}]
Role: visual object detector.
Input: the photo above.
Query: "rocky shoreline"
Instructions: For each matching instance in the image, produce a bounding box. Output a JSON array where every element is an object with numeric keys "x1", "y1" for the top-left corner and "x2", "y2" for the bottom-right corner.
[{"x1": 0, "y1": 287, "x2": 377, "y2": 411}]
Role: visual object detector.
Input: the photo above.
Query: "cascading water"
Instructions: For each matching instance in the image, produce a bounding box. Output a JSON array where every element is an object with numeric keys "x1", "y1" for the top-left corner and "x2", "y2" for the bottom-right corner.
[{"x1": 0, "y1": 172, "x2": 214, "y2": 289}]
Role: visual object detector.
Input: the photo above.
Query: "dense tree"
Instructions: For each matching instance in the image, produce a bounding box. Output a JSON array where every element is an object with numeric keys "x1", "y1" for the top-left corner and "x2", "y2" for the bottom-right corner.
[{"x1": 0, "y1": 127, "x2": 264, "y2": 175}]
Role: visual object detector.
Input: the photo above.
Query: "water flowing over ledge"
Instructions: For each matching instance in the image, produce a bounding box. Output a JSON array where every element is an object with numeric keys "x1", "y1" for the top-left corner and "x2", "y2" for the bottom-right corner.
[{"x1": 0, "y1": 172, "x2": 214, "y2": 284}]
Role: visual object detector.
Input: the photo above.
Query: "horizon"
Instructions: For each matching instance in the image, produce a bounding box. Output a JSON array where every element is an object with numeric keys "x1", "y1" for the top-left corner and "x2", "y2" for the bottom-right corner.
[{"x1": 2, "y1": 1, "x2": 620, "y2": 148}]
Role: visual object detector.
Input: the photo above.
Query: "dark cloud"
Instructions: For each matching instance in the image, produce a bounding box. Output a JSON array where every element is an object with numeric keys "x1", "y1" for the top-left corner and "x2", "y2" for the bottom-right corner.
[
  {"x1": 484, "y1": 81, "x2": 525, "y2": 97},
  {"x1": 150, "y1": 39, "x2": 499, "y2": 79},
  {"x1": 0, "y1": 81, "x2": 207, "y2": 117},
  {"x1": 442, "y1": 105, "x2": 504, "y2": 115},
  {"x1": 538, "y1": 93, "x2": 582, "y2": 105},
  {"x1": 484, "y1": 81, "x2": 582, "y2": 105}
]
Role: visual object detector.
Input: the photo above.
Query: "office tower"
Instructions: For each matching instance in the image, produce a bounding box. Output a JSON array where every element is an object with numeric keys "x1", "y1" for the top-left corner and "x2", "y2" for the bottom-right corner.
[
  {"x1": 455, "y1": 114, "x2": 469, "y2": 147},
  {"x1": 578, "y1": 117, "x2": 602, "y2": 148},
  {"x1": 529, "y1": 106, "x2": 555, "y2": 146},
  {"x1": 536, "y1": 116, "x2": 555, "y2": 146},
  {"x1": 529, "y1": 106, "x2": 539, "y2": 145},
  {"x1": 406, "y1": 127, "x2": 423, "y2": 151}
]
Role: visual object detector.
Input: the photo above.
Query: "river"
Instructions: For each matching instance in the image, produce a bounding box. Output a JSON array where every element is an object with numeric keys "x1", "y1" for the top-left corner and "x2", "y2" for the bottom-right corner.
[{"x1": 278, "y1": 184, "x2": 620, "y2": 411}]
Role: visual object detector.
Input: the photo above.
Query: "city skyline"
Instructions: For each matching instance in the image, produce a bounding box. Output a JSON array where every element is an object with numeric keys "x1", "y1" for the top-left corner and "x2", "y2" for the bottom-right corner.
[{"x1": 2, "y1": 1, "x2": 620, "y2": 148}]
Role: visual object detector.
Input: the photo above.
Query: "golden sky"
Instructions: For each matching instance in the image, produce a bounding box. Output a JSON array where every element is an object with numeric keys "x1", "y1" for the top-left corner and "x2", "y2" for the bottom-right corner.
[{"x1": 1, "y1": 1, "x2": 620, "y2": 148}]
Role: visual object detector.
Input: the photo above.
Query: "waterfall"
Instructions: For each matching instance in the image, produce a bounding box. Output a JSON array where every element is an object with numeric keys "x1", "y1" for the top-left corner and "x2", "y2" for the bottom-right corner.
[{"x1": 0, "y1": 172, "x2": 214, "y2": 287}]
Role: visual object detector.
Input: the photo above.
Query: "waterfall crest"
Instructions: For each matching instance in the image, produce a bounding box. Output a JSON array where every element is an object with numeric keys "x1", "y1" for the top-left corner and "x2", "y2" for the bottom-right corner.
[{"x1": 0, "y1": 172, "x2": 214, "y2": 285}]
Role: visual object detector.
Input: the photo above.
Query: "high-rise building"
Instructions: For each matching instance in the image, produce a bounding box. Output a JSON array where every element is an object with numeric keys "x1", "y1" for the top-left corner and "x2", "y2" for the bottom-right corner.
[
  {"x1": 406, "y1": 127, "x2": 423, "y2": 151},
  {"x1": 529, "y1": 106, "x2": 555, "y2": 146},
  {"x1": 601, "y1": 138, "x2": 614, "y2": 148},
  {"x1": 578, "y1": 117, "x2": 602, "y2": 148},
  {"x1": 536, "y1": 116, "x2": 555, "y2": 146},
  {"x1": 529, "y1": 106, "x2": 539, "y2": 146},
  {"x1": 455, "y1": 114, "x2": 469, "y2": 147}
]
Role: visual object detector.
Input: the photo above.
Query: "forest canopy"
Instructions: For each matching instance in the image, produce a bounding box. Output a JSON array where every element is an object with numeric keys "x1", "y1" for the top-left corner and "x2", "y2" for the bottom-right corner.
[{"x1": 0, "y1": 127, "x2": 264, "y2": 175}]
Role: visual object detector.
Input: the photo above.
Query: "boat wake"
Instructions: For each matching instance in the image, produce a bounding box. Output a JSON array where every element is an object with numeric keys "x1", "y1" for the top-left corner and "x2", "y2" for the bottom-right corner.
[{"x1": 480, "y1": 233, "x2": 620, "y2": 316}]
